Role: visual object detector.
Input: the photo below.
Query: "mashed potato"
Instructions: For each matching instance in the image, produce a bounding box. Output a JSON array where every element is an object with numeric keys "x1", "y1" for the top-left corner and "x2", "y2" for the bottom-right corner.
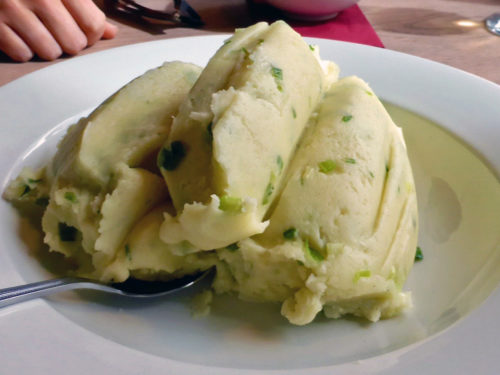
[{"x1": 4, "y1": 22, "x2": 418, "y2": 325}]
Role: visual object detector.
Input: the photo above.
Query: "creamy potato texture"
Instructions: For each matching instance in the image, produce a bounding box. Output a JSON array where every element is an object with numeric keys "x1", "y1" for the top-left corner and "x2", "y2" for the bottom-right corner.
[{"x1": 4, "y1": 22, "x2": 418, "y2": 325}]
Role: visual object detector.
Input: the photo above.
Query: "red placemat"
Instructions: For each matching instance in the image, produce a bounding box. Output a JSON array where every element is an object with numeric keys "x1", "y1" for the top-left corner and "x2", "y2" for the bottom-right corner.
[{"x1": 291, "y1": 5, "x2": 384, "y2": 48}]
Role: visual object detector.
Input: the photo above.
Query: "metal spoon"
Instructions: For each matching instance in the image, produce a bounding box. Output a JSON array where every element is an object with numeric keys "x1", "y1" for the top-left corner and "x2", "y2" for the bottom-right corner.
[
  {"x1": 485, "y1": 13, "x2": 500, "y2": 36},
  {"x1": 0, "y1": 267, "x2": 215, "y2": 309}
]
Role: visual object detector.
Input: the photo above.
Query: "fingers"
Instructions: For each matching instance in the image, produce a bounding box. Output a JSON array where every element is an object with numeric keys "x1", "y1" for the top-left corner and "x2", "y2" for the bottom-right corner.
[
  {"x1": 62, "y1": 0, "x2": 116, "y2": 46},
  {"x1": 102, "y1": 21, "x2": 118, "y2": 40},
  {"x1": 0, "y1": 23, "x2": 33, "y2": 62},
  {"x1": 0, "y1": 0, "x2": 118, "y2": 62},
  {"x1": 4, "y1": 1, "x2": 62, "y2": 60},
  {"x1": 34, "y1": 0, "x2": 87, "y2": 56}
]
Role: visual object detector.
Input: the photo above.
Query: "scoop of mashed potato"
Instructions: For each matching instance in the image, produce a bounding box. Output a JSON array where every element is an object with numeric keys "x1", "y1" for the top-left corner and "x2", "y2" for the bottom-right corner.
[
  {"x1": 4, "y1": 22, "x2": 418, "y2": 325},
  {"x1": 158, "y1": 21, "x2": 339, "y2": 250}
]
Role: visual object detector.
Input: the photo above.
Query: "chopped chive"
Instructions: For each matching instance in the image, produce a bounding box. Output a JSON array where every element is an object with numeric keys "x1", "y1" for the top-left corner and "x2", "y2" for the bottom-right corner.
[
  {"x1": 64, "y1": 191, "x2": 77, "y2": 203},
  {"x1": 283, "y1": 227, "x2": 298, "y2": 240},
  {"x1": 125, "y1": 244, "x2": 132, "y2": 261},
  {"x1": 292, "y1": 107, "x2": 297, "y2": 119},
  {"x1": 318, "y1": 159, "x2": 337, "y2": 174},
  {"x1": 223, "y1": 39, "x2": 231, "y2": 45},
  {"x1": 219, "y1": 195, "x2": 242, "y2": 213},
  {"x1": 309, "y1": 45, "x2": 315, "y2": 51},
  {"x1": 277, "y1": 155, "x2": 284, "y2": 172},
  {"x1": 20, "y1": 185, "x2": 31, "y2": 197},
  {"x1": 415, "y1": 246, "x2": 424, "y2": 261},
  {"x1": 369, "y1": 171, "x2": 375, "y2": 178},
  {"x1": 345, "y1": 158, "x2": 356, "y2": 164},
  {"x1": 58, "y1": 223, "x2": 77, "y2": 242},
  {"x1": 262, "y1": 182, "x2": 274, "y2": 205},
  {"x1": 28, "y1": 178, "x2": 42, "y2": 184},
  {"x1": 158, "y1": 141, "x2": 186, "y2": 171},
  {"x1": 342, "y1": 115, "x2": 353, "y2": 123},
  {"x1": 241, "y1": 47, "x2": 249, "y2": 57},
  {"x1": 257, "y1": 39, "x2": 264, "y2": 45},
  {"x1": 35, "y1": 197, "x2": 49, "y2": 207},
  {"x1": 365, "y1": 90, "x2": 373, "y2": 96},
  {"x1": 354, "y1": 269, "x2": 371, "y2": 283},
  {"x1": 385, "y1": 164, "x2": 390, "y2": 173},
  {"x1": 304, "y1": 239, "x2": 324, "y2": 262},
  {"x1": 271, "y1": 66, "x2": 283, "y2": 92},
  {"x1": 262, "y1": 172, "x2": 276, "y2": 205},
  {"x1": 226, "y1": 243, "x2": 239, "y2": 252}
]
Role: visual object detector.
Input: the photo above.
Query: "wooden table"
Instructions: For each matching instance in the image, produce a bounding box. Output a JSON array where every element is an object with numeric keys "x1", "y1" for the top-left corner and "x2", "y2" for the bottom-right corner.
[{"x1": 1, "y1": 0, "x2": 499, "y2": 86}]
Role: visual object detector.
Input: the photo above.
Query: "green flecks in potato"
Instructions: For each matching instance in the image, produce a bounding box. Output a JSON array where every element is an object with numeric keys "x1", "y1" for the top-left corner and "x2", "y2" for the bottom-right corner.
[
  {"x1": 308, "y1": 44, "x2": 315, "y2": 52},
  {"x1": 28, "y1": 178, "x2": 42, "y2": 184},
  {"x1": 262, "y1": 172, "x2": 276, "y2": 205},
  {"x1": 277, "y1": 155, "x2": 284, "y2": 172},
  {"x1": 20, "y1": 185, "x2": 31, "y2": 197},
  {"x1": 369, "y1": 171, "x2": 375, "y2": 178},
  {"x1": 64, "y1": 191, "x2": 78, "y2": 203},
  {"x1": 304, "y1": 239, "x2": 324, "y2": 262},
  {"x1": 58, "y1": 223, "x2": 77, "y2": 242},
  {"x1": 219, "y1": 195, "x2": 243, "y2": 213},
  {"x1": 318, "y1": 159, "x2": 337, "y2": 174},
  {"x1": 271, "y1": 66, "x2": 283, "y2": 92},
  {"x1": 353, "y1": 270, "x2": 371, "y2": 283},
  {"x1": 365, "y1": 90, "x2": 373, "y2": 96},
  {"x1": 226, "y1": 243, "x2": 239, "y2": 252},
  {"x1": 292, "y1": 107, "x2": 297, "y2": 119},
  {"x1": 125, "y1": 244, "x2": 132, "y2": 261},
  {"x1": 415, "y1": 246, "x2": 424, "y2": 262},
  {"x1": 159, "y1": 141, "x2": 186, "y2": 171},
  {"x1": 342, "y1": 115, "x2": 353, "y2": 123},
  {"x1": 344, "y1": 158, "x2": 356, "y2": 164},
  {"x1": 283, "y1": 227, "x2": 298, "y2": 240}
]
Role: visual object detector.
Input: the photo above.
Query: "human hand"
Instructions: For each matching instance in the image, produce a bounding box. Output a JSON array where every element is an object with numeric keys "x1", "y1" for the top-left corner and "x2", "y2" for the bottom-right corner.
[{"x1": 0, "y1": 0, "x2": 117, "y2": 62}]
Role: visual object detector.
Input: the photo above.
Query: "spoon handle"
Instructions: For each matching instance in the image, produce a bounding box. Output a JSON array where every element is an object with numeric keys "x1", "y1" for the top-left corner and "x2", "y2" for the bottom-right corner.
[{"x1": 0, "y1": 278, "x2": 90, "y2": 308}]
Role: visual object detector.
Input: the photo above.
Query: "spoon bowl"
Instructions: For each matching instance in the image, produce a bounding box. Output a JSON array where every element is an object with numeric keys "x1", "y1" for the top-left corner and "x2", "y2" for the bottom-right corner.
[{"x1": 0, "y1": 267, "x2": 216, "y2": 308}]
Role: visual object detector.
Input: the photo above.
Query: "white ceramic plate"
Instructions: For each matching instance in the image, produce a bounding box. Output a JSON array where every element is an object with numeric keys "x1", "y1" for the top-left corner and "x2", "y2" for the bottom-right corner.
[{"x1": 0, "y1": 36, "x2": 499, "y2": 374}]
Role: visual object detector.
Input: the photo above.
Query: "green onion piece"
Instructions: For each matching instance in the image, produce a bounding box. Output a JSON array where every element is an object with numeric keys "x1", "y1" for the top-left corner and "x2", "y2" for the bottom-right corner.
[
  {"x1": 342, "y1": 115, "x2": 353, "y2": 122},
  {"x1": 20, "y1": 185, "x2": 31, "y2": 197},
  {"x1": 345, "y1": 158, "x2": 356, "y2": 164},
  {"x1": 354, "y1": 269, "x2": 371, "y2": 282},
  {"x1": 292, "y1": 107, "x2": 297, "y2": 119},
  {"x1": 366, "y1": 90, "x2": 373, "y2": 96},
  {"x1": 283, "y1": 228, "x2": 298, "y2": 240},
  {"x1": 159, "y1": 141, "x2": 186, "y2": 171},
  {"x1": 262, "y1": 182, "x2": 274, "y2": 205},
  {"x1": 369, "y1": 171, "x2": 375, "y2": 178},
  {"x1": 223, "y1": 39, "x2": 231, "y2": 45},
  {"x1": 304, "y1": 240, "x2": 324, "y2": 262},
  {"x1": 28, "y1": 178, "x2": 42, "y2": 184},
  {"x1": 226, "y1": 243, "x2": 239, "y2": 252},
  {"x1": 64, "y1": 191, "x2": 77, "y2": 203},
  {"x1": 241, "y1": 47, "x2": 249, "y2": 57},
  {"x1": 271, "y1": 66, "x2": 283, "y2": 92},
  {"x1": 257, "y1": 39, "x2": 264, "y2": 45},
  {"x1": 58, "y1": 223, "x2": 77, "y2": 242},
  {"x1": 35, "y1": 197, "x2": 49, "y2": 207},
  {"x1": 277, "y1": 155, "x2": 284, "y2": 172},
  {"x1": 125, "y1": 244, "x2": 132, "y2": 261},
  {"x1": 415, "y1": 246, "x2": 424, "y2": 261},
  {"x1": 318, "y1": 159, "x2": 337, "y2": 174},
  {"x1": 309, "y1": 45, "x2": 315, "y2": 51},
  {"x1": 219, "y1": 195, "x2": 242, "y2": 213}
]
